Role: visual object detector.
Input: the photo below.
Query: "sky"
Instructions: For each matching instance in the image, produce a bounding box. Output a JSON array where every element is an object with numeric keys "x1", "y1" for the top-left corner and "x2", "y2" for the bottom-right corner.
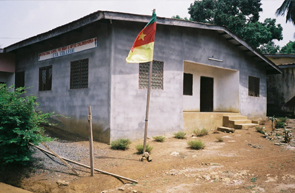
[{"x1": 0, "y1": 0, "x2": 294, "y2": 49}]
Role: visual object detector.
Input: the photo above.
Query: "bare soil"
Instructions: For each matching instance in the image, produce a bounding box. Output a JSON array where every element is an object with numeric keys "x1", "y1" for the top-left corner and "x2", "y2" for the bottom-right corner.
[{"x1": 3, "y1": 119, "x2": 295, "y2": 193}]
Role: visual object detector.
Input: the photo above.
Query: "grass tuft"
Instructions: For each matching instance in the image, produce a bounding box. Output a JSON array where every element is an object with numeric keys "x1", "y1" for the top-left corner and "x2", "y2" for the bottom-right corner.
[
  {"x1": 110, "y1": 139, "x2": 131, "y2": 150},
  {"x1": 193, "y1": 128, "x2": 209, "y2": 136},
  {"x1": 187, "y1": 140, "x2": 205, "y2": 150},
  {"x1": 174, "y1": 131, "x2": 186, "y2": 139},
  {"x1": 152, "y1": 136, "x2": 165, "y2": 142},
  {"x1": 275, "y1": 121, "x2": 285, "y2": 128},
  {"x1": 255, "y1": 126, "x2": 265, "y2": 134},
  {"x1": 135, "y1": 144, "x2": 153, "y2": 153}
]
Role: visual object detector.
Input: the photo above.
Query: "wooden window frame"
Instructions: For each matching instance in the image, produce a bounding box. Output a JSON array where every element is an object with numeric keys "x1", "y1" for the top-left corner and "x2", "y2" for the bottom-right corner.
[
  {"x1": 70, "y1": 58, "x2": 89, "y2": 89},
  {"x1": 39, "y1": 66, "x2": 52, "y2": 91},
  {"x1": 183, "y1": 73, "x2": 193, "y2": 95},
  {"x1": 248, "y1": 76, "x2": 260, "y2": 97}
]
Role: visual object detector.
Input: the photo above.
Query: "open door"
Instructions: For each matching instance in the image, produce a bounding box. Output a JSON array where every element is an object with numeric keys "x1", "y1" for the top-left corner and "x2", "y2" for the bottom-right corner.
[{"x1": 200, "y1": 76, "x2": 213, "y2": 112}]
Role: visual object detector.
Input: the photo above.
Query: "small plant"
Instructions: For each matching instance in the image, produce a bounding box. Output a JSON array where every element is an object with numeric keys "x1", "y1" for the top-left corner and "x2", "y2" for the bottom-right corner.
[
  {"x1": 152, "y1": 136, "x2": 165, "y2": 142},
  {"x1": 250, "y1": 177, "x2": 257, "y2": 183},
  {"x1": 110, "y1": 139, "x2": 131, "y2": 150},
  {"x1": 187, "y1": 140, "x2": 205, "y2": 150},
  {"x1": 174, "y1": 131, "x2": 186, "y2": 139},
  {"x1": 276, "y1": 121, "x2": 285, "y2": 128},
  {"x1": 193, "y1": 128, "x2": 209, "y2": 137},
  {"x1": 216, "y1": 137, "x2": 223, "y2": 142},
  {"x1": 135, "y1": 144, "x2": 153, "y2": 153},
  {"x1": 255, "y1": 126, "x2": 265, "y2": 134},
  {"x1": 278, "y1": 117, "x2": 288, "y2": 123}
]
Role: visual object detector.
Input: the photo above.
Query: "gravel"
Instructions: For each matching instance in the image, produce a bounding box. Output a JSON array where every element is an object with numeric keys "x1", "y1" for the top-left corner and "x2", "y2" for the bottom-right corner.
[{"x1": 31, "y1": 139, "x2": 100, "y2": 180}]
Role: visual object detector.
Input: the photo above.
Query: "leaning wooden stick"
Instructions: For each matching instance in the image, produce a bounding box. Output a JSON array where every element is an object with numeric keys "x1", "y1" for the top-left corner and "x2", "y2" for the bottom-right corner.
[
  {"x1": 88, "y1": 106, "x2": 94, "y2": 176},
  {"x1": 30, "y1": 143, "x2": 138, "y2": 183},
  {"x1": 40, "y1": 142, "x2": 79, "y2": 176}
]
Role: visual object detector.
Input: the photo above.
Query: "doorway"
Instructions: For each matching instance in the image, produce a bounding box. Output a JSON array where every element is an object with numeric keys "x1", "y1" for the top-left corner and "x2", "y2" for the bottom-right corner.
[{"x1": 200, "y1": 76, "x2": 214, "y2": 112}]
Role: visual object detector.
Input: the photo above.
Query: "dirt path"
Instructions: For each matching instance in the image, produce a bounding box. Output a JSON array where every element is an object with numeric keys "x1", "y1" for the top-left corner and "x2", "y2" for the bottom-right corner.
[{"x1": 5, "y1": 120, "x2": 295, "y2": 193}]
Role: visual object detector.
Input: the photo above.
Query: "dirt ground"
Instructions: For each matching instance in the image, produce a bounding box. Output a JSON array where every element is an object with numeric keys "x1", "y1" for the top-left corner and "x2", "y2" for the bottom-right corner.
[{"x1": 3, "y1": 119, "x2": 295, "y2": 193}]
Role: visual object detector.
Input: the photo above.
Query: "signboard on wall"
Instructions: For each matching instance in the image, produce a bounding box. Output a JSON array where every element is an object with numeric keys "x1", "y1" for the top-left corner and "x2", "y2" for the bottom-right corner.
[{"x1": 38, "y1": 37, "x2": 97, "y2": 61}]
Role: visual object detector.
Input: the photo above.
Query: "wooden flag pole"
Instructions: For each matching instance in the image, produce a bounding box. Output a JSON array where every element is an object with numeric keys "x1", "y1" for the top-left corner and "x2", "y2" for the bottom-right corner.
[
  {"x1": 143, "y1": 60, "x2": 153, "y2": 154},
  {"x1": 143, "y1": 9, "x2": 156, "y2": 156},
  {"x1": 88, "y1": 106, "x2": 94, "y2": 176}
]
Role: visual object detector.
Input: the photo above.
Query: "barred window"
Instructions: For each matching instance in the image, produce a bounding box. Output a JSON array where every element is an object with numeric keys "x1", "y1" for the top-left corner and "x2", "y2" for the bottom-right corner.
[
  {"x1": 248, "y1": 76, "x2": 260, "y2": 97},
  {"x1": 15, "y1": 71, "x2": 25, "y2": 89},
  {"x1": 39, "y1": 66, "x2": 52, "y2": 91},
  {"x1": 183, "y1": 73, "x2": 193, "y2": 95},
  {"x1": 70, "y1": 58, "x2": 88, "y2": 89},
  {"x1": 139, "y1": 60, "x2": 163, "y2": 89}
]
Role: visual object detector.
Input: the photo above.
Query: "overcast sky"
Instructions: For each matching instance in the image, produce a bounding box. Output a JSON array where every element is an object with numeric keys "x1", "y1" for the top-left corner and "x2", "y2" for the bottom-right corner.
[{"x1": 0, "y1": 0, "x2": 294, "y2": 48}]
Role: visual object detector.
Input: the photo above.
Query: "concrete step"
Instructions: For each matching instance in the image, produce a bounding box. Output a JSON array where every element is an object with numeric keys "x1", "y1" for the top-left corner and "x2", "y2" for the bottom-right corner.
[
  {"x1": 231, "y1": 120, "x2": 252, "y2": 124},
  {"x1": 234, "y1": 123, "x2": 259, "y2": 129},
  {"x1": 224, "y1": 115, "x2": 248, "y2": 120}
]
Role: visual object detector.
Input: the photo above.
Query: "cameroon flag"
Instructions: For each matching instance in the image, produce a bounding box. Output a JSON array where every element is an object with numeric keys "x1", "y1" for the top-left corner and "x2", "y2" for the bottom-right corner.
[{"x1": 126, "y1": 11, "x2": 156, "y2": 63}]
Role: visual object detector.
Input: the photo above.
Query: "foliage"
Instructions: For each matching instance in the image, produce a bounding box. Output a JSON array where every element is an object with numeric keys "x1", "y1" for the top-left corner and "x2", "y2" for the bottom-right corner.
[
  {"x1": 216, "y1": 137, "x2": 223, "y2": 142},
  {"x1": 188, "y1": 0, "x2": 283, "y2": 48},
  {"x1": 275, "y1": 121, "x2": 285, "y2": 128},
  {"x1": 280, "y1": 41, "x2": 295, "y2": 54},
  {"x1": 174, "y1": 131, "x2": 186, "y2": 139},
  {"x1": 110, "y1": 139, "x2": 131, "y2": 150},
  {"x1": 135, "y1": 144, "x2": 153, "y2": 153},
  {"x1": 193, "y1": 128, "x2": 209, "y2": 137},
  {"x1": 278, "y1": 117, "x2": 288, "y2": 123},
  {"x1": 259, "y1": 41, "x2": 280, "y2": 54},
  {"x1": 276, "y1": 0, "x2": 295, "y2": 24},
  {"x1": 187, "y1": 140, "x2": 205, "y2": 150},
  {"x1": 255, "y1": 126, "x2": 265, "y2": 134},
  {"x1": 0, "y1": 85, "x2": 52, "y2": 168},
  {"x1": 251, "y1": 177, "x2": 257, "y2": 183},
  {"x1": 172, "y1": 15, "x2": 191, "y2": 21},
  {"x1": 152, "y1": 136, "x2": 165, "y2": 142}
]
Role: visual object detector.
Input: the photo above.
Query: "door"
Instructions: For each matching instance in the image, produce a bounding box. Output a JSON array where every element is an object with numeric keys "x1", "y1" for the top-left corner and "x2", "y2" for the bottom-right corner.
[{"x1": 200, "y1": 76, "x2": 214, "y2": 112}]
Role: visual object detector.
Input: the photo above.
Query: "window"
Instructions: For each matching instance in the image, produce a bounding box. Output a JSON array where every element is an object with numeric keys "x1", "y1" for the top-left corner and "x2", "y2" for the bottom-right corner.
[
  {"x1": 183, "y1": 73, "x2": 193, "y2": 95},
  {"x1": 39, "y1": 66, "x2": 52, "y2": 91},
  {"x1": 15, "y1": 71, "x2": 25, "y2": 89},
  {"x1": 139, "y1": 60, "x2": 163, "y2": 89},
  {"x1": 248, "y1": 76, "x2": 259, "y2": 97},
  {"x1": 70, "y1": 58, "x2": 89, "y2": 89}
]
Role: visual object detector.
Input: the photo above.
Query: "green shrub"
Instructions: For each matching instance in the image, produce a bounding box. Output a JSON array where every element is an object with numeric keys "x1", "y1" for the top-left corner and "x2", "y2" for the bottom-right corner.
[
  {"x1": 0, "y1": 85, "x2": 53, "y2": 168},
  {"x1": 278, "y1": 117, "x2": 288, "y2": 123},
  {"x1": 152, "y1": 136, "x2": 165, "y2": 142},
  {"x1": 216, "y1": 137, "x2": 223, "y2": 142},
  {"x1": 174, "y1": 131, "x2": 186, "y2": 139},
  {"x1": 255, "y1": 126, "x2": 264, "y2": 134},
  {"x1": 110, "y1": 139, "x2": 131, "y2": 150},
  {"x1": 187, "y1": 140, "x2": 205, "y2": 150},
  {"x1": 135, "y1": 144, "x2": 153, "y2": 153},
  {"x1": 275, "y1": 121, "x2": 285, "y2": 128},
  {"x1": 193, "y1": 128, "x2": 209, "y2": 136}
]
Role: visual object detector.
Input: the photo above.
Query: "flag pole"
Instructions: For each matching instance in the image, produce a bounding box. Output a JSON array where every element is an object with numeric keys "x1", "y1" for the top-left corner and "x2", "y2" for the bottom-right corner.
[
  {"x1": 143, "y1": 9, "x2": 155, "y2": 155},
  {"x1": 143, "y1": 60, "x2": 153, "y2": 154}
]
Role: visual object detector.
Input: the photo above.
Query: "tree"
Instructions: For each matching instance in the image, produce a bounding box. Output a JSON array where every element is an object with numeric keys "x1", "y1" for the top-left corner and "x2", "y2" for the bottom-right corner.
[
  {"x1": 280, "y1": 40, "x2": 295, "y2": 53},
  {"x1": 258, "y1": 41, "x2": 280, "y2": 54},
  {"x1": 172, "y1": 15, "x2": 191, "y2": 21},
  {"x1": 0, "y1": 85, "x2": 52, "y2": 168},
  {"x1": 276, "y1": 0, "x2": 295, "y2": 25},
  {"x1": 188, "y1": 0, "x2": 283, "y2": 48}
]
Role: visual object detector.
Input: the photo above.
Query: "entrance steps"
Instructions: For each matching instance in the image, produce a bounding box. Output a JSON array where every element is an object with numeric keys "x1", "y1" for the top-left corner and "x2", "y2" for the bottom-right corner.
[{"x1": 218, "y1": 114, "x2": 258, "y2": 131}]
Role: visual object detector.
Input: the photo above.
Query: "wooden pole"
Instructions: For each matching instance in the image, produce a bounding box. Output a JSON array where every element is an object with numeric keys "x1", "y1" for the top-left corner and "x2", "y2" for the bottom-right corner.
[
  {"x1": 40, "y1": 142, "x2": 79, "y2": 176},
  {"x1": 143, "y1": 60, "x2": 153, "y2": 154},
  {"x1": 88, "y1": 106, "x2": 94, "y2": 176},
  {"x1": 30, "y1": 143, "x2": 137, "y2": 183}
]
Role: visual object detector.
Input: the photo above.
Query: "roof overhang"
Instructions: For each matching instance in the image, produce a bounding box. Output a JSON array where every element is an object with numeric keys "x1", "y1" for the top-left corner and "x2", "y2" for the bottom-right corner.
[{"x1": 4, "y1": 10, "x2": 281, "y2": 74}]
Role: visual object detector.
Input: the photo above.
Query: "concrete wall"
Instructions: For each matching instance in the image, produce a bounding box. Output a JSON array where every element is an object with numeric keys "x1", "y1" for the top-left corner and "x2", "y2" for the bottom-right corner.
[
  {"x1": 0, "y1": 53, "x2": 15, "y2": 72},
  {"x1": 268, "y1": 67, "x2": 295, "y2": 111},
  {"x1": 14, "y1": 22, "x2": 112, "y2": 143},
  {"x1": 0, "y1": 72, "x2": 14, "y2": 86},
  {"x1": 109, "y1": 21, "x2": 267, "y2": 141},
  {"x1": 183, "y1": 61, "x2": 239, "y2": 112}
]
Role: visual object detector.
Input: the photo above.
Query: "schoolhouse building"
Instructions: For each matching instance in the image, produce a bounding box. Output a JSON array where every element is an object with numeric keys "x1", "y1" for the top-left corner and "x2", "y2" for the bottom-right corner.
[{"x1": 2, "y1": 11, "x2": 281, "y2": 143}]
